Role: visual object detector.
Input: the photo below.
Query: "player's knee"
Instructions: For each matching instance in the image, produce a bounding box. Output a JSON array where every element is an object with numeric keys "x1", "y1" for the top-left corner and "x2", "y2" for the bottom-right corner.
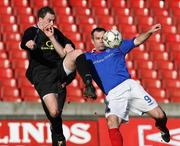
[
  {"x1": 49, "y1": 109, "x2": 60, "y2": 118},
  {"x1": 107, "y1": 115, "x2": 119, "y2": 128},
  {"x1": 66, "y1": 49, "x2": 83, "y2": 62},
  {"x1": 72, "y1": 49, "x2": 83, "y2": 59},
  {"x1": 155, "y1": 108, "x2": 166, "y2": 119}
]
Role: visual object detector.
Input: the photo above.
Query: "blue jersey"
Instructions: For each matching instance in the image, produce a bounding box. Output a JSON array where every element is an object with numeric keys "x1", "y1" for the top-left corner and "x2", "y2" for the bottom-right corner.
[{"x1": 85, "y1": 38, "x2": 136, "y2": 95}]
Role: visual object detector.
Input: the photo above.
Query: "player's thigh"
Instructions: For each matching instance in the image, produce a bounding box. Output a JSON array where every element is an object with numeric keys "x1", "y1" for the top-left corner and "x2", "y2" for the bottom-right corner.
[
  {"x1": 63, "y1": 49, "x2": 83, "y2": 71},
  {"x1": 129, "y1": 80, "x2": 158, "y2": 114},
  {"x1": 106, "y1": 114, "x2": 121, "y2": 128},
  {"x1": 105, "y1": 91, "x2": 130, "y2": 122},
  {"x1": 146, "y1": 106, "x2": 165, "y2": 119},
  {"x1": 43, "y1": 93, "x2": 59, "y2": 117}
]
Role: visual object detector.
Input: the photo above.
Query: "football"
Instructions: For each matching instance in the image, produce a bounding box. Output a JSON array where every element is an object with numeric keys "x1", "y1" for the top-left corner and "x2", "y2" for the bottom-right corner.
[{"x1": 103, "y1": 29, "x2": 122, "y2": 48}]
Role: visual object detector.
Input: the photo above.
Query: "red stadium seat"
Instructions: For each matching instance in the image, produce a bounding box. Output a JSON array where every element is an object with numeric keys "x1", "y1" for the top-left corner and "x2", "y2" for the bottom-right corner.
[
  {"x1": 128, "y1": 0, "x2": 146, "y2": 8},
  {"x1": 133, "y1": 8, "x2": 149, "y2": 16},
  {"x1": 73, "y1": 7, "x2": 91, "y2": 16},
  {"x1": 79, "y1": 24, "x2": 97, "y2": 35},
  {"x1": 154, "y1": 60, "x2": 174, "y2": 70},
  {"x1": 1, "y1": 87, "x2": 21, "y2": 102},
  {"x1": 69, "y1": 0, "x2": 88, "y2": 7},
  {"x1": 0, "y1": 41, "x2": 5, "y2": 50},
  {"x1": 59, "y1": 24, "x2": 78, "y2": 33},
  {"x1": 14, "y1": 68, "x2": 26, "y2": 78},
  {"x1": 116, "y1": 15, "x2": 134, "y2": 25},
  {"x1": 0, "y1": 59, "x2": 11, "y2": 68},
  {"x1": 30, "y1": 0, "x2": 49, "y2": 7},
  {"x1": 141, "y1": 78, "x2": 161, "y2": 89},
  {"x1": 57, "y1": 15, "x2": 75, "y2": 24},
  {"x1": 68, "y1": 79, "x2": 80, "y2": 88},
  {"x1": 55, "y1": 7, "x2": 71, "y2": 15},
  {"x1": 134, "y1": 60, "x2": 154, "y2": 69},
  {"x1": 126, "y1": 60, "x2": 133, "y2": 69},
  {"x1": 146, "y1": 88, "x2": 169, "y2": 103},
  {"x1": 0, "y1": 15, "x2": 16, "y2": 24},
  {"x1": 18, "y1": 15, "x2": 35, "y2": 24},
  {"x1": 166, "y1": 88, "x2": 180, "y2": 102},
  {"x1": 0, "y1": 78, "x2": 17, "y2": 87},
  {"x1": 0, "y1": 6, "x2": 12, "y2": 15},
  {"x1": 89, "y1": 0, "x2": 107, "y2": 7},
  {"x1": 119, "y1": 24, "x2": 137, "y2": 34},
  {"x1": 67, "y1": 86, "x2": 82, "y2": 97},
  {"x1": 138, "y1": 69, "x2": 158, "y2": 79},
  {"x1": 11, "y1": 0, "x2": 29, "y2": 6},
  {"x1": 174, "y1": 60, "x2": 180, "y2": 70},
  {"x1": 111, "y1": 0, "x2": 127, "y2": 8},
  {"x1": 14, "y1": 6, "x2": 33, "y2": 15},
  {"x1": 9, "y1": 50, "x2": 27, "y2": 60},
  {"x1": 112, "y1": 8, "x2": 130, "y2": 16},
  {"x1": 92, "y1": 7, "x2": 110, "y2": 16},
  {"x1": 73, "y1": 41, "x2": 85, "y2": 50},
  {"x1": 0, "y1": 51, "x2": 7, "y2": 59},
  {"x1": 95, "y1": 88, "x2": 105, "y2": 103},
  {"x1": 11, "y1": 59, "x2": 29, "y2": 69},
  {"x1": 21, "y1": 86, "x2": 40, "y2": 102},
  {"x1": 76, "y1": 16, "x2": 95, "y2": 25},
  {"x1": 167, "y1": 43, "x2": 180, "y2": 52},
  {"x1": 3, "y1": 32, "x2": 21, "y2": 41},
  {"x1": 155, "y1": 16, "x2": 173, "y2": 25},
  {"x1": 96, "y1": 15, "x2": 115, "y2": 25},
  {"x1": 0, "y1": 68, "x2": 13, "y2": 78},
  {"x1": 167, "y1": 0, "x2": 180, "y2": 8},
  {"x1": 162, "y1": 24, "x2": 177, "y2": 34},
  {"x1": 0, "y1": 0, "x2": 10, "y2": 6},
  {"x1": 6, "y1": 40, "x2": 21, "y2": 50},
  {"x1": 147, "y1": 0, "x2": 165, "y2": 8},
  {"x1": 166, "y1": 34, "x2": 180, "y2": 43},
  {"x1": 51, "y1": 0, "x2": 68, "y2": 7},
  {"x1": 128, "y1": 68, "x2": 137, "y2": 79},
  {"x1": 129, "y1": 50, "x2": 149, "y2": 60},
  {"x1": 63, "y1": 32, "x2": 81, "y2": 42},
  {"x1": 158, "y1": 69, "x2": 178, "y2": 79},
  {"x1": 162, "y1": 79, "x2": 180, "y2": 89},
  {"x1": 150, "y1": 51, "x2": 169, "y2": 61},
  {"x1": 150, "y1": 8, "x2": 168, "y2": 17},
  {"x1": 136, "y1": 16, "x2": 154, "y2": 25},
  {"x1": 146, "y1": 42, "x2": 165, "y2": 52},
  {"x1": 1, "y1": 24, "x2": 19, "y2": 33},
  {"x1": 18, "y1": 77, "x2": 32, "y2": 88},
  {"x1": 170, "y1": 51, "x2": 180, "y2": 61},
  {"x1": 66, "y1": 86, "x2": 84, "y2": 102},
  {"x1": 147, "y1": 33, "x2": 162, "y2": 43}
]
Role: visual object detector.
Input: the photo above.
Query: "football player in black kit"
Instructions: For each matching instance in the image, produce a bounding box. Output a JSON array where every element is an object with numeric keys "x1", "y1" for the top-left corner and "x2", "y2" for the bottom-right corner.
[{"x1": 21, "y1": 6, "x2": 96, "y2": 146}]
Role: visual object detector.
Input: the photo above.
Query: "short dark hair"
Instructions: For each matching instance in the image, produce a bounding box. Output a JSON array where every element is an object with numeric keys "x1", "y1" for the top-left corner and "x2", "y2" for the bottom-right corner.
[
  {"x1": 37, "y1": 6, "x2": 55, "y2": 18},
  {"x1": 91, "y1": 27, "x2": 106, "y2": 39}
]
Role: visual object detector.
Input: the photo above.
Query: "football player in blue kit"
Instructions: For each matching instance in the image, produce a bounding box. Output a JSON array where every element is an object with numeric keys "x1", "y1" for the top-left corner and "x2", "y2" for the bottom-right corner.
[{"x1": 85, "y1": 24, "x2": 170, "y2": 146}]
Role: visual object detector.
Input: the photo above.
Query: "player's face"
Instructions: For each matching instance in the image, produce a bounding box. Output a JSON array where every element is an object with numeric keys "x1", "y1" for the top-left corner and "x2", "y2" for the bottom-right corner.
[
  {"x1": 92, "y1": 31, "x2": 106, "y2": 51},
  {"x1": 39, "y1": 12, "x2": 55, "y2": 28}
]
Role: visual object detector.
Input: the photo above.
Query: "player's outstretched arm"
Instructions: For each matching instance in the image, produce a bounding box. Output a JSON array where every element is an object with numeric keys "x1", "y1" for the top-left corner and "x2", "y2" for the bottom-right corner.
[{"x1": 134, "y1": 24, "x2": 161, "y2": 46}]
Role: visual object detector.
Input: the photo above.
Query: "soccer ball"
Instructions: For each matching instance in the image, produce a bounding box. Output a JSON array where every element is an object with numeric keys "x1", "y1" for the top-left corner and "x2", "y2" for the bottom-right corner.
[{"x1": 103, "y1": 29, "x2": 122, "y2": 48}]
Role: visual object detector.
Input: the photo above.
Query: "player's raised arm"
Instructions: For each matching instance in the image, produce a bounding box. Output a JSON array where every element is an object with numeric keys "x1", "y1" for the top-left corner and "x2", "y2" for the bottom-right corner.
[
  {"x1": 43, "y1": 24, "x2": 67, "y2": 58},
  {"x1": 134, "y1": 24, "x2": 161, "y2": 46}
]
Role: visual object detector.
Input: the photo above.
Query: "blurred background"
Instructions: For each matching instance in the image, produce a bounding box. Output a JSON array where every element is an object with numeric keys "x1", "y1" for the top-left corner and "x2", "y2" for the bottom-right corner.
[{"x1": 0, "y1": 0, "x2": 180, "y2": 146}]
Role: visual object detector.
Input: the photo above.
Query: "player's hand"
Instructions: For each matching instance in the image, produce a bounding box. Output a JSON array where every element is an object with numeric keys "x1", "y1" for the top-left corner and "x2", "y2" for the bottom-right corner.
[
  {"x1": 64, "y1": 44, "x2": 74, "y2": 54},
  {"x1": 25, "y1": 40, "x2": 36, "y2": 50},
  {"x1": 43, "y1": 24, "x2": 54, "y2": 38},
  {"x1": 149, "y1": 24, "x2": 161, "y2": 33}
]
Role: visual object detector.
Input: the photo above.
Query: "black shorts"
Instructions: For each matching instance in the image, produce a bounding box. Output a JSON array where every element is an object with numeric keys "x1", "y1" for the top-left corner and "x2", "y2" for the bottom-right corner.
[{"x1": 28, "y1": 62, "x2": 68, "y2": 98}]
